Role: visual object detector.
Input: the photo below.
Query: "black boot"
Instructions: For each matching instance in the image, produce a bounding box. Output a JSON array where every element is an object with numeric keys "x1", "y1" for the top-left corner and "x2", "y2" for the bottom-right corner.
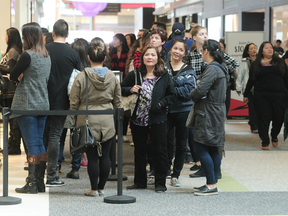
[
  {"x1": 8, "y1": 119, "x2": 22, "y2": 155},
  {"x1": 15, "y1": 155, "x2": 39, "y2": 194},
  {"x1": 189, "y1": 167, "x2": 206, "y2": 178},
  {"x1": 37, "y1": 154, "x2": 47, "y2": 192}
]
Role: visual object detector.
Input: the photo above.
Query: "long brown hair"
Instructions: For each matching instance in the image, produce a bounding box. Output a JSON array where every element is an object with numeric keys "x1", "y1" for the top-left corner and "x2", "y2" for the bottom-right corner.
[
  {"x1": 125, "y1": 38, "x2": 141, "y2": 73},
  {"x1": 22, "y1": 22, "x2": 48, "y2": 57},
  {"x1": 139, "y1": 45, "x2": 164, "y2": 77}
]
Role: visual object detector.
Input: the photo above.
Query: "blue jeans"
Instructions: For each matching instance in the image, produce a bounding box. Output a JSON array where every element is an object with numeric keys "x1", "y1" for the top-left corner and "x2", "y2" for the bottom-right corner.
[
  {"x1": 18, "y1": 115, "x2": 47, "y2": 156},
  {"x1": 187, "y1": 127, "x2": 199, "y2": 162},
  {"x1": 167, "y1": 111, "x2": 189, "y2": 178},
  {"x1": 194, "y1": 141, "x2": 221, "y2": 184}
]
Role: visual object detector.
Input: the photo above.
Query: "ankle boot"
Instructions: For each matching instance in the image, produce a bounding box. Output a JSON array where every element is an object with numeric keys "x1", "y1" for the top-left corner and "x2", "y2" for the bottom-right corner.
[
  {"x1": 37, "y1": 153, "x2": 47, "y2": 192},
  {"x1": 15, "y1": 155, "x2": 40, "y2": 194}
]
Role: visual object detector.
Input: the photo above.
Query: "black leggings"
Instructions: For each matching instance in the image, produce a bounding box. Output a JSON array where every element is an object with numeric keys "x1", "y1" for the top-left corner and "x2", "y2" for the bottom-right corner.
[{"x1": 86, "y1": 138, "x2": 112, "y2": 190}]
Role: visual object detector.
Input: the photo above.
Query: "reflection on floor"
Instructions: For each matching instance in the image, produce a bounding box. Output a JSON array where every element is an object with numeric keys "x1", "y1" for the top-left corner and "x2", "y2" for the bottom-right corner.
[{"x1": 0, "y1": 120, "x2": 288, "y2": 216}]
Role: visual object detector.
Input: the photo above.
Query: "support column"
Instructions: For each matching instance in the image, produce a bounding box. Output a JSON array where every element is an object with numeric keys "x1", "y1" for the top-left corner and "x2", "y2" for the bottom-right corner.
[
  {"x1": 0, "y1": 0, "x2": 11, "y2": 52},
  {"x1": 15, "y1": 0, "x2": 29, "y2": 33}
]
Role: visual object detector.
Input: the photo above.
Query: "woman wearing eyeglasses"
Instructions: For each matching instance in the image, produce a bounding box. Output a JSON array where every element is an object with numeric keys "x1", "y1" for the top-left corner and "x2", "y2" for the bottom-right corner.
[{"x1": 190, "y1": 39, "x2": 228, "y2": 196}]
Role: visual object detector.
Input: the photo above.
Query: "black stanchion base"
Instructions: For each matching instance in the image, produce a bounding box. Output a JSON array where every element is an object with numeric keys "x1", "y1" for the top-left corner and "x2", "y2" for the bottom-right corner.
[
  {"x1": 107, "y1": 175, "x2": 128, "y2": 181},
  {"x1": 104, "y1": 195, "x2": 136, "y2": 204},
  {"x1": 0, "y1": 196, "x2": 22, "y2": 205}
]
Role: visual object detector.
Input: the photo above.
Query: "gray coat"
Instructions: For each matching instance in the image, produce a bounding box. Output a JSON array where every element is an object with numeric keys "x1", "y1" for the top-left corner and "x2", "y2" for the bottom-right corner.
[{"x1": 189, "y1": 61, "x2": 228, "y2": 147}]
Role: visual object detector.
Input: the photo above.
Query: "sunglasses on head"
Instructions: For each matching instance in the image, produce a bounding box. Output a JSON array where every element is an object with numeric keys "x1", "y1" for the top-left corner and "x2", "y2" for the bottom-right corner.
[{"x1": 149, "y1": 29, "x2": 165, "y2": 34}]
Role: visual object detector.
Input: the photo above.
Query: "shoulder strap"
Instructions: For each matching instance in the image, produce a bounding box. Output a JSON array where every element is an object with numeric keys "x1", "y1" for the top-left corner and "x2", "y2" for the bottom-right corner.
[
  {"x1": 85, "y1": 72, "x2": 88, "y2": 123},
  {"x1": 210, "y1": 63, "x2": 227, "y2": 77},
  {"x1": 172, "y1": 64, "x2": 187, "y2": 80}
]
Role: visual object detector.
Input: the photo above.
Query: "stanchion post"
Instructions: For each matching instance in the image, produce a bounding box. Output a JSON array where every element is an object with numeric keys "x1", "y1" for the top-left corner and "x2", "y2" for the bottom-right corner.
[
  {"x1": 117, "y1": 108, "x2": 124, "y2": 195},
  {"x1": 0, "y1": 107, "x2": 22, "y2": 205},
  {"x1": 104, "y1": 108, "x2": 136, "y2": 204}
]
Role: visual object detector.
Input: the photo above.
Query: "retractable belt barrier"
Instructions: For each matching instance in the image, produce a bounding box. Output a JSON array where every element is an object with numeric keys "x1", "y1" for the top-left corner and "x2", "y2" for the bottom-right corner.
[{"x1": 0, "y1": 107, "x2": 136, "y2": 205}]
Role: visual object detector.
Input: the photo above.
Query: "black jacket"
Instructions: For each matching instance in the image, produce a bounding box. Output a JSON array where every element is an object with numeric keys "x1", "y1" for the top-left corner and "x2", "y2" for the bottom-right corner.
[{"x1": 121, "y1": 68, "x2": 176, "y2": 125}]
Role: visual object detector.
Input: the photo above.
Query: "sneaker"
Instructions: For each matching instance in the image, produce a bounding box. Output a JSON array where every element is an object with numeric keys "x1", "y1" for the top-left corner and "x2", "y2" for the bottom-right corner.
[
  {"x1": 98, "y1": 190, "x2": 105, "y2": 197},
  {"x1": 190, "y1": 164, "x2": 201, "y2": 171},
  {"x1": 148, "y1": 170, "x2": 154, "y2": 178},
  {"x1": 84, "y1": 190, "x2": 98, "y2": 197},
  {"x1": 194, "y1": 186, "x2": 218, "y2": 196},
  {"x1": 46, "y1": 179, "x2": 65, "y2": 187},
  {"x1": 66, "y1": 170, "x2": 80, "y2": 179},
  {"x1": 81, "y1": 161, "x2": 88, "y2": 168},
  {"x1": 189, "y1": 168, "x2": 205, "y2": 178},
  {"x1": 251, "y1": 130, "x2": 258, "y2": 134},
  {"x1": 193, "y1": 185, "x2": 206, "y2": 192},
  {"x1": 185, "y1": 153, "x2": 193, "y2": 164},
  {"x1": 147, "y1": 177, "x2": 155, "y2": 185},
  {"x1": 170, "y1": 178, "x2": 181, "y2": 187},
  {"x1": 130, "y1": 142, "x2": 134, "y2": 146},
  {"x1": 123, "y1": 136, "x2": 129, "y2": 143},
  {"x1": 166, "y1": 170, "x2": 171, "y2": 179}
]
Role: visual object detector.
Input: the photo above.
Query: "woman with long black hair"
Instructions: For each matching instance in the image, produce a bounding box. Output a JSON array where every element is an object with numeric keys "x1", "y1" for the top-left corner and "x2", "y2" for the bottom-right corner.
[
  {"x1": 190, "y1": 39, "x2": 228, "y2": 196},
  {"x1": 244, "y1": 41, "x2": 288, "y2": 150},
  {"x1": 109, "y1": 33, "x2": 129, "y2": 79},
  {"x1": 0, "y1": 27, "x2": 23, "y2": 155}
]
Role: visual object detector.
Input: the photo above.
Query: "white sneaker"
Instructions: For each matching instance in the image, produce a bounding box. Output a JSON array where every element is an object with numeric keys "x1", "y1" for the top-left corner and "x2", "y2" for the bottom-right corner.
[
  {"x1": 147, "y1": 177, "x2": 155, "y2": 185},
  {"x1": 171, "y1": 178, "x2": 181, "y2": 187},
  {"x1": 123, "y1": 136, "x2": 129, "y2": 143},
  {"x1": 130, "y1": 142, "x2": 134, "y2": 146}
]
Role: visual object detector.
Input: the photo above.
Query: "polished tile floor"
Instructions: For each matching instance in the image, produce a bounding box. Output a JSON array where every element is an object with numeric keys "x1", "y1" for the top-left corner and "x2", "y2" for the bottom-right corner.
[{"x1": 0, "y1": 120, "x2": 288, "y2": 216}]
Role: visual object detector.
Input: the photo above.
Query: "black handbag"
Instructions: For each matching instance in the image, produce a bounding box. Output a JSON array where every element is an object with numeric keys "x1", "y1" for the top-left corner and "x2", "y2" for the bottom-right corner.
[
  {"x1": 186, "y1": 104, "x2": 195, "y2": 128},
  {"x1": 70, "y1": 72, "x2": 95, "y2": 154}
]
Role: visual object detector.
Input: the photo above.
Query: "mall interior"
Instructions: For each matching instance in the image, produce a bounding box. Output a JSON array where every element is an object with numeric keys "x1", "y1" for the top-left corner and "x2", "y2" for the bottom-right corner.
[{"x1": 1, "y1": 0, "x2": 288, "y2": 215}]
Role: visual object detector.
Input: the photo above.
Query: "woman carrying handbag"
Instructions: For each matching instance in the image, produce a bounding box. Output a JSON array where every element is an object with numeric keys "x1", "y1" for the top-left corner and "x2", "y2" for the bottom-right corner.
[{"x1": 70, "y1": 37, "x2": 121, "y2": 197}]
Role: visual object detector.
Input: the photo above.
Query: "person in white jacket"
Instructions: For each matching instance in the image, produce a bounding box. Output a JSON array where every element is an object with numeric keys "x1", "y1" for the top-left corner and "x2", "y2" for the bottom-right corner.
[{"x1": 236, "y1": 43, "x2": 258, "y2": 133}]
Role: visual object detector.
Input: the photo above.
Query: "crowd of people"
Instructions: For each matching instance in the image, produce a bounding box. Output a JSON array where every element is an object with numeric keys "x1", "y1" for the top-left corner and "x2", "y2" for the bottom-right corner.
[{"x1": 0, "y1": 18, "x2": 288, "y2": 197}]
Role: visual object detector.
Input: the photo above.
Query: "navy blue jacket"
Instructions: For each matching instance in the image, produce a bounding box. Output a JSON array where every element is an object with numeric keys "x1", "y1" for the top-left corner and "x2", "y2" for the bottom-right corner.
[{"x1": 167, "y1": 63, "x2": 196, "y2": 113}]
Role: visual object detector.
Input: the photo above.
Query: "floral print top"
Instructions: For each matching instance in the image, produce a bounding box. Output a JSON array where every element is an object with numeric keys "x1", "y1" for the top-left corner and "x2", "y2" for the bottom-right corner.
[{"x1": 133, "y1": 77, "x2": 157, "y2": 126}]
